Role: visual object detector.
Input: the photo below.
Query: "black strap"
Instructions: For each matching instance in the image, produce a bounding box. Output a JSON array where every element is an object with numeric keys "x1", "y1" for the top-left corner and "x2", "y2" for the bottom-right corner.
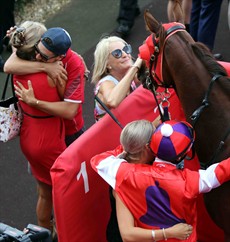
[
  {"x1": 166, "y1": 25, "x2": 185, "y2": 35},
  {"x1": 190, "y1": 74, "x2": 222, "y2": 127},
  {"x1": 95, "y1": 95, "x2": 123, "y2": 129},
  {"x1": 22, "y1": 110, "x2": 54, "y2": 119},
  {"x1": 163, "y1": 106, "x2": 170, "y2": 121},
  {"x1": 1, "y1": 74, "x2": 10, "y2": 100},
  {"x1": 1, "y1": 74, "x2": 18, "y2": 110}
]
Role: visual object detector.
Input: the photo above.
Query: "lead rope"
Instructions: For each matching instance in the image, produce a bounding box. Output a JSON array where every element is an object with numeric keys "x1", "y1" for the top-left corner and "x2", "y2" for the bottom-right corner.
[
  {"x1": 95, "y1": 95, "x2": 124, "y2": 129},
  {"x1": 145, "y1": 53, "x2": 169, "y2": 122},
  {"x1": 190, "y1": 74, "x2": 223, "y2": 127},
  {"x1": 189, "y1": 73, "x2": 230, "y2": 168}
]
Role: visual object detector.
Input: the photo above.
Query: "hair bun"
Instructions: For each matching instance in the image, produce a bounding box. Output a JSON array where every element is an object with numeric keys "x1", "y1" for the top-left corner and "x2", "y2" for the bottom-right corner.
[{"x1": 11, "y1": 27, "x2": 26, "y2": 48}]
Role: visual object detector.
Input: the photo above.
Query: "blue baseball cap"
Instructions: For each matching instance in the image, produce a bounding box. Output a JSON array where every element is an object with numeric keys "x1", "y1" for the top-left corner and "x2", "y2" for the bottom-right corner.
[{"x1": 41, "y1": 27, "x2": 72, "y2": 55}]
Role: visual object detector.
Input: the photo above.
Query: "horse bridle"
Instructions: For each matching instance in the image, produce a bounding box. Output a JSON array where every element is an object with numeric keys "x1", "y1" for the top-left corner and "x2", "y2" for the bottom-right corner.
[
  {"x1": 140, "y1": 23, "x2": 230, "y2": 167},
  {"x1": 141, "y1": 23, "x2": 186, "y2": 122},
  {"x1": 190, "y1": 73, "x2": 230, "y2": 168},
  {"x1": 145, "y1": 24, "x2": 186, "y2": 90},
  {"x1": 190, "y1": 74, "x2": 222, "y2": 126}
]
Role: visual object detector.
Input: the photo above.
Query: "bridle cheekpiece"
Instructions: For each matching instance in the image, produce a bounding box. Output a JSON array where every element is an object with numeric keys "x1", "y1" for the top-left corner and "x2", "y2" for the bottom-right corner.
[{"x1": 139, "y1": 22, "x2": 186, "y2": 90}]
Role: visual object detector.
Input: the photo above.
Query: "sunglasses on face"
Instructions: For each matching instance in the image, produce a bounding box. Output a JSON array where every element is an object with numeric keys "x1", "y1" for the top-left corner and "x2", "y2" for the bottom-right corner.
[
  {"x1": 111, "y1": 44, "x2": 132, "y2": 59},
  {"x1": 34, "y1": 42, "x2": 57, "y2": 62}
]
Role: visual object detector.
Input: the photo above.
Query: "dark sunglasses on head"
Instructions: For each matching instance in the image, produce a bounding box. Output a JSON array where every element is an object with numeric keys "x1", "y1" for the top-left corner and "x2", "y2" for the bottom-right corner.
[
  {"x1": 111, "y1": 44, "x2": 132, "y2": 59},
  {"x1": 16, "y1": 27, "x2": 26, "y2": 33},
  {"x1": 34, "y1": 42, "x2": 57, "y2": 62}
]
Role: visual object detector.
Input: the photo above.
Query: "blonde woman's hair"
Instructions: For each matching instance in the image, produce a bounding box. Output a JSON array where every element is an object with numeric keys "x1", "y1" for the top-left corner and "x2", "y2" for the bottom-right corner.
[
  {"x1": 9, "y1": 21, "x2": 47, "y2": 60},
  {"x1": 120, "y1": 120, "x2": 155, "y2": 161},
  {"x1": 91, "y1": 36, "x2": 128, "y2": 84}
]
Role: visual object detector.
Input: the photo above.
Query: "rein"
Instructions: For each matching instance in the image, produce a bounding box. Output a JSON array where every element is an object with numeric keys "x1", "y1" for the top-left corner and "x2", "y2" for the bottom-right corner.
[
  {"x1": 190, "y1": 73, "x2": 230, "y2": 168},
  {"x1": 204, "y1": 127, "x2": 230, "y2": 168},
  {"x1": 144, "y1": 36, "x2": 166, "y2": 122},
  {"x1": 190, "y1": 74, "x2": 222, "y2": 126},
  {"x1": 145, "y1": 24, "x2": 186, "y2": 122}
]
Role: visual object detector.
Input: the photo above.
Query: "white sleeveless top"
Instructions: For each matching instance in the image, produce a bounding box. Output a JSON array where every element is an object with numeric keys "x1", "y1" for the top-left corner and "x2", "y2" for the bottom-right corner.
[
  {"x1": 94, "y1": 75, "x2": 119, "y2": 121},
  {"x1": 94, "y1": 75, "x2": 137, "y2": 121}
]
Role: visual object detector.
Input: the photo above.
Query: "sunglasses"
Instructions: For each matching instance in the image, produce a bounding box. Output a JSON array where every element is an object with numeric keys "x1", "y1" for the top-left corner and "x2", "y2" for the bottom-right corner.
[
  {"x1": 34, "y1": 42, "x2": 57, "y2": 62},
  {"x1": 111, "y1": 44, "x2": 132, "y2": 59}
]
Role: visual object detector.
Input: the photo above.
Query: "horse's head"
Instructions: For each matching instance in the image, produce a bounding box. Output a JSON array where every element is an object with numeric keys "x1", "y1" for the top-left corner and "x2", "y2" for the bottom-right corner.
[{"x1": 138, "y1": 10, "x2": 186, "y2": 91}]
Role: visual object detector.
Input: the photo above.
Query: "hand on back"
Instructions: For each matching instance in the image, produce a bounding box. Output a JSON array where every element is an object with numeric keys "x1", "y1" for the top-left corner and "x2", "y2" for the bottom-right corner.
[{"x1": 44, "y1": 61, "x2": 68, "y2": 86}]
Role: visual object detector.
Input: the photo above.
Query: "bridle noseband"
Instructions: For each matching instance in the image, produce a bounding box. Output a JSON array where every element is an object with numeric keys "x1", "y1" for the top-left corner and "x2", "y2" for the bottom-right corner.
[
  {"x1": 139, "y1": 23, "x2": 186, "y2": 122},
  {"x1": 142, "y1": 23, "x2": 186, "y2": 90}
]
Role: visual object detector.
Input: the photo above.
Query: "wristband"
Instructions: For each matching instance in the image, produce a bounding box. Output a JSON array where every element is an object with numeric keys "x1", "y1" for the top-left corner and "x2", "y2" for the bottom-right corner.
[
  {"x1": 162, "y1": 228, "x2": 167, "y2": 240},
  {"x1": 151, "y1": 230, "x2": 156, "y2": 241}
]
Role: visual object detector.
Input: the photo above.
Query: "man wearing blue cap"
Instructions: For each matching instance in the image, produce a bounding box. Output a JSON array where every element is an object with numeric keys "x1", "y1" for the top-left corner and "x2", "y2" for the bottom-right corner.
[
  {"x1": 4, "y1": 27, "x2": 86, "y2": 145},
  {"x1": 39, "y1": 27, "x2": 71, "y2": 57}
]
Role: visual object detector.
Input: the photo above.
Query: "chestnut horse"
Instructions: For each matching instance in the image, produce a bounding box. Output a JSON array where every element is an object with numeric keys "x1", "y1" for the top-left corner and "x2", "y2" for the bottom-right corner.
[{"x1": 139, "y1": 10, "x2": 230, "y2": 242}]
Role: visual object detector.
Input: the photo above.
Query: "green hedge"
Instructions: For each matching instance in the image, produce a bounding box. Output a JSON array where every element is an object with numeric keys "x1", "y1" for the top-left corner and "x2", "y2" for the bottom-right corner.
[{"x1": 15, "y1": 0, "x2": 33, "y2": 12}]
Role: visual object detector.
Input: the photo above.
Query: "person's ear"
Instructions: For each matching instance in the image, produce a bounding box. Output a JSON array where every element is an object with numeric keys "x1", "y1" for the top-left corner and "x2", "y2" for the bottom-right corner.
[
  {"x1": 144, "y1": 143, "x2": 151, "y2": 152},
  {"x1": 56, "y1": 55, "x2": 65, "y2": 61}
]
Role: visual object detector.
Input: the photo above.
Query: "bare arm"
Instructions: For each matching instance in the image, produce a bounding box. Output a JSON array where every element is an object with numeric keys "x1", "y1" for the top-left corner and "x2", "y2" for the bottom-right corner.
[
  {"x1": 115, "y1": 192, "x2": 192, "y2": 242},
  {"x1": 98, "y1": 58, "x2": 142, "y2": 109},
  {"x1": 15, "y1": 80, "x2": 78, "y2": 120},
  {"x1": 33, "y1": 100, "x2": 79, "y2": 120},
  {"x1": 4, "y1": 53, "x2": 68, "y2": 85}
]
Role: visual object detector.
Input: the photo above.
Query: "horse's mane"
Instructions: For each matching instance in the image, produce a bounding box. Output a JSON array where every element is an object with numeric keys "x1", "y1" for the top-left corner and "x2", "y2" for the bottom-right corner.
[
  {"x1": 191, "y1": 42, "x2": 227, "y2": 76},
  {"x1": 157, "y1": 24, "x2": 228, "y2": 78},
  {"x1": 191, "y1": 43, "x2": 230, "y2": 94}
]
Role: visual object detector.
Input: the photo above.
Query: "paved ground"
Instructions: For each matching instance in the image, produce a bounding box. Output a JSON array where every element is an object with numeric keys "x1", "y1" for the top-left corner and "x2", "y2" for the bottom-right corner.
[{"x1": 0, "y1": 0, "x2": 230, "y2": 234}]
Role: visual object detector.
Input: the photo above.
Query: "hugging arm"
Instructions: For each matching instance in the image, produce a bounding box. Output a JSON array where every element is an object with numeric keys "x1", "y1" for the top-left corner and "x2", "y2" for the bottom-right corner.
[
  {"x1": 199, "y1": 157, "x2": 230, "y2": 193},
  {"x1": 15, "y1": 80, "x2": 79, "y2": 120},
  {"x1": 115, "y1": 192, "x2": 192, "y2": 242},
  {"x1": 4, "y1": 52, "x2": 67, "y2": 85}
]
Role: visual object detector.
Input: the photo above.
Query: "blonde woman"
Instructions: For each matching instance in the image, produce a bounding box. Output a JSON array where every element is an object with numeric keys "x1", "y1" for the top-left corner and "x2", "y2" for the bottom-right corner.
[
  {"x1": 91, "y1": 119, "x2": 230, "y2": 241},
  {"x1": 91, "y1": 36, "x2": 142, "y2": 121}
]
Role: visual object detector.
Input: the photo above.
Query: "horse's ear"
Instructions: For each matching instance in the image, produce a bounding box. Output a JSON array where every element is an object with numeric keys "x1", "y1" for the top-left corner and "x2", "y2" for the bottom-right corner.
[{"x1": 144, "y1": 10, "x2": 160, "y2": 34}]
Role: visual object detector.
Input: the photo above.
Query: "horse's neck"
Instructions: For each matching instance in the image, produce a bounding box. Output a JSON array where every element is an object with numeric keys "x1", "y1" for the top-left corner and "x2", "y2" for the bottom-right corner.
[
  {"x1": 164, "y1": 47, "x2": 210, "y2": 117},
  {"x1": 163, "y1": 39, "x2": 230, "y2": 164}
]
